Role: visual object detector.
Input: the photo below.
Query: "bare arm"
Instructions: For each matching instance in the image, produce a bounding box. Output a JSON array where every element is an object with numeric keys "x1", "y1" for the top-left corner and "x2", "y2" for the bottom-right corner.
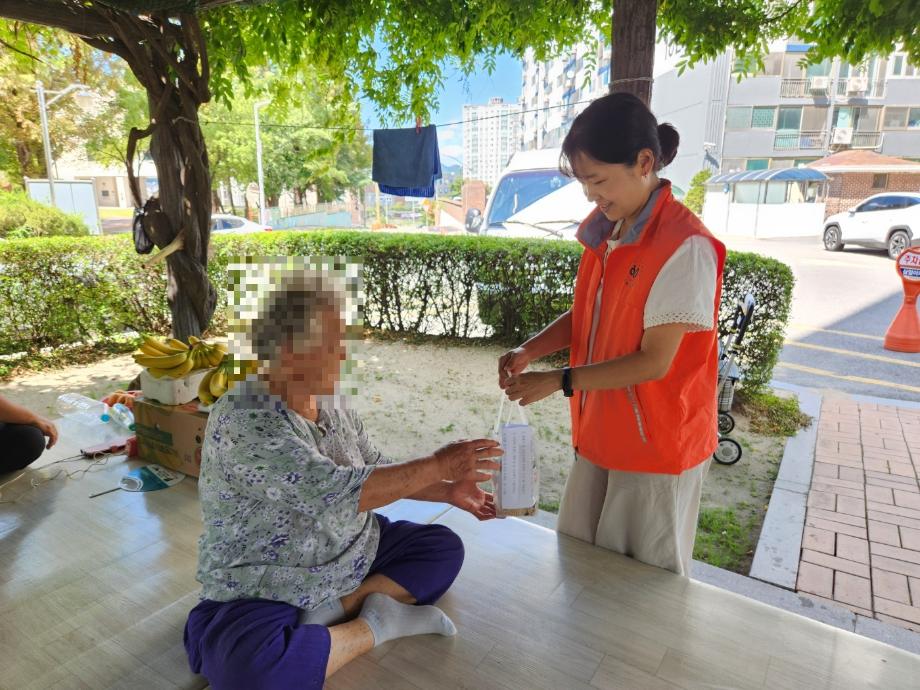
[
  {"x1": 0, "y1": 394, "x2": 39, "y2": 425},
  {"x1": 498, "y1": 309, "x2": 572, "y2": 388},
  {"x1": 572, "y1": 323, "x2": 689, "y2": 391},
  {"x1": 504, "y1": 324, "x2": 690, "y2": 405},
  {"x1": 0, "y1": 394, "x2": 58, "y2": 449},
  {"x1": 357, "y1": 439, "x2": 502, "y2": 513},
  {"x1": 520, "y1": 309, "x2": 572, "y2": 361}
]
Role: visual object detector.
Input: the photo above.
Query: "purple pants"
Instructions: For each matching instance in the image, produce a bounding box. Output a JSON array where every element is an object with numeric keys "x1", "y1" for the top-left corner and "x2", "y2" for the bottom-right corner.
[{"x1": 184, "y1": 514, "x2": 464, "y2": 690}]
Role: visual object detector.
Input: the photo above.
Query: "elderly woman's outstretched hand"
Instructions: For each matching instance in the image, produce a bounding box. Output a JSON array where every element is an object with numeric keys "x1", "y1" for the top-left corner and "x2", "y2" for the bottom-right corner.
[{"x1": 433, "y1": 439, "x2": 503, "y2": 483}]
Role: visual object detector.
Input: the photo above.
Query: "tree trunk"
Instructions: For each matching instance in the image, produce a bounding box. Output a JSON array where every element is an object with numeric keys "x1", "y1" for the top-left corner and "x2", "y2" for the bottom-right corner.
[
  {"x1": 104, "y1": 12, "x2": 216, "y2": 342},
  {"x1": 609, "y1": 0, "x2": 658, "y2": 105}
]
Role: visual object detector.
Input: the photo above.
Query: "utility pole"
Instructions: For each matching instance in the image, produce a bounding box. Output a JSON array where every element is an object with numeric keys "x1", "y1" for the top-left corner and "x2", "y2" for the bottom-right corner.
[
  {"x1": 35, "y1": 81, "x2": 90, "y2": 208},
  {"x1": 254, "y1": 100, "x2": 269, "y2": 225}
]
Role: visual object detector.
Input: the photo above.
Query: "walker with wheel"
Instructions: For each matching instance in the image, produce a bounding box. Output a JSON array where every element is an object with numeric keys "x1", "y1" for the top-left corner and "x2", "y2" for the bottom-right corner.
[{"x1": 713, "y1": 293, "x2": 755, "y2": 466}]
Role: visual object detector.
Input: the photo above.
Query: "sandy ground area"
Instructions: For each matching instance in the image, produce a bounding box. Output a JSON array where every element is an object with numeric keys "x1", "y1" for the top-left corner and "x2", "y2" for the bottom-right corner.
[{"x1": 0, "y1": 338, "x2": 785, "y2": 514}]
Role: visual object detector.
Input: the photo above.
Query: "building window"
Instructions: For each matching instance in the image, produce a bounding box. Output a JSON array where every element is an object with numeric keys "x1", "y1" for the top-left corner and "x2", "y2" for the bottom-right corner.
[
  {"x1": 910, "y1": 108, "x2": 920, "y2": 129},
  {"x1": 726, "y1": 107, "x2": 752, "y2": 129},
  {"x1": 884, "y1": 107, "x2": 908, "y2": 129},
  {"x1": 760, "y1": 53, "x2": 784, "y2": 76},
  {"x1": 751, "y1": 107, "x2": 776, "y2": 128},
  {"x1": 721, "y1": 158, "x2": 745, "y2": 172},
  {"x1": 872, "y1": 173, "x2": 889, "y2": 189},
  {"x1": 891, "y1": 54, "x2": 918, "y2": 77},
  {"x1": 746, "y1": 159, "x2": 769, "y2": 170},
  {"x1": 777, "y1": 107, "x2": 802, "y2": 131}
]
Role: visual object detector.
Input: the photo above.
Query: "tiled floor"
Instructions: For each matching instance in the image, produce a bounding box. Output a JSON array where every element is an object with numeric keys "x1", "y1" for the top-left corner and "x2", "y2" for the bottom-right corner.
[
  {"x1": 3, "y1": 422, "x2": 920, "y2": 688},
  {"x1": 798, "y1": 396, "x2": 920, "y2": 631}
]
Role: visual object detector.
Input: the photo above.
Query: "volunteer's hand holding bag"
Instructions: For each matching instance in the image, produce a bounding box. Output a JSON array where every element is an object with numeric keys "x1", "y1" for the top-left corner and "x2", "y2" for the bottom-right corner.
[{"x1": 491, "y1": 393, "x2": 540, "y2": 517}]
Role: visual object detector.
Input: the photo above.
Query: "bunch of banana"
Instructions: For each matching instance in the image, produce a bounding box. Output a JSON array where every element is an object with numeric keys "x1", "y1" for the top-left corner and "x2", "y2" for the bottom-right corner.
[
  {"x1": 197, "y1": 360, "x2": 230, "y2": 406},
  {"x1": 134, "y1": 335, "x2": 228, "y2": 379},
  {"x1": 188, "y1": 336, "x2": 228, "y2": 371},
  {"x1": 134, "y1": 335, "x2": 195, "y2": 379}
]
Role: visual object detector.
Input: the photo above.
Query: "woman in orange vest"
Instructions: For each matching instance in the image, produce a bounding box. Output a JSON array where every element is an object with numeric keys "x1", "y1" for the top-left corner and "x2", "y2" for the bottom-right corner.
[{"x1": 499, "y1": 93, "x2": 726, "y2": 576}]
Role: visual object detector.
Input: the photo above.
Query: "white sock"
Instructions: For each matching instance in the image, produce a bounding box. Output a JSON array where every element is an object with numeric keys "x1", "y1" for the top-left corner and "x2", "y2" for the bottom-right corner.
[
  {"x1": 358, "y1": 593, "x2": 457, "y2": 646},
  {"x1": 299, "y1": 598, "x2": 345, "y2": 627}
]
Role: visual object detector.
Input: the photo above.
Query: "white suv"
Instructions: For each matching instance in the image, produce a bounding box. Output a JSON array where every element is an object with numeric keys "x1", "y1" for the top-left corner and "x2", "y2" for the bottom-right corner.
[{"x1": 823, "y1": 192, "x2": 920, "y2": 259}]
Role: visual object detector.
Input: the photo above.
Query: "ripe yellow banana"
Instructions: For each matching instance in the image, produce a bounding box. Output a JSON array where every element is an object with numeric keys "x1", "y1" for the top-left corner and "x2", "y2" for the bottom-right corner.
[
  {"x1": 198, "y1": 370, "x2": 216, "y2": 404},
  {"x1": 188, "y1": 335, "x2": 201, "y2": 345},
  {"x1": 133, "y1": 351, "x2": 191, "y2": 369},
  {"x1": 209, "y1": 369, "x2": 228, "y2": 398},
  {"x1": 140, "y1": 335, "x2": 173, "y2": 356},
  {"x1": 165, "y1": 338, "x2": 190, "y2": 351},
  {"x1": 146, "y1": 367, "x2": 171, "y2": 379},
  {"x1": 163, "y1": 356, "x2": 196, "y2": 378},
  {"x1": 207, "y1": 347, "x2": 226, "y2": 368}
]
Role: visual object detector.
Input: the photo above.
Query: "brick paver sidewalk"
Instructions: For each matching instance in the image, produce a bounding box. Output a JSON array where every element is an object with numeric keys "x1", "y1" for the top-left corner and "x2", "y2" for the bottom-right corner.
[{"x1": 796, "y1": 396, "x2": 920, "y2": 631}]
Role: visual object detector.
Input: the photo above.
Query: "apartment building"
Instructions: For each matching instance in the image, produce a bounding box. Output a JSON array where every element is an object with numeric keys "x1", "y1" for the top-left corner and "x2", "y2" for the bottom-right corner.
[{"x1": 462, "y1": 97, "x2": 521, "y2": 187}]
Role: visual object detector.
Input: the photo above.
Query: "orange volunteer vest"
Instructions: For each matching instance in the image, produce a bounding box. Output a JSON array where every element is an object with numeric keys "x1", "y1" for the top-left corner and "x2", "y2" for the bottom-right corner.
[{"x1": 569, "y1": 181, "x2": 727, "y2": 475}]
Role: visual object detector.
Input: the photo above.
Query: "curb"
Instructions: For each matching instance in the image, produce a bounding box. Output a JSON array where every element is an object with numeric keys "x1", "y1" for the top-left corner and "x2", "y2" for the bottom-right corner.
[{"x1": 749, "y1": 381, "x2": 822, "y2": 589}]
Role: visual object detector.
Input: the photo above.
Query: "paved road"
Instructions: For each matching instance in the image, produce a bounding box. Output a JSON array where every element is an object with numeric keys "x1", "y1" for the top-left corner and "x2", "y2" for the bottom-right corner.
[
  {"x1": 719, "y1": 234, "x2": 919, "y2": 404},
  {"x1": 102, "y1": 218, "x2": 132, "y2": 234}
]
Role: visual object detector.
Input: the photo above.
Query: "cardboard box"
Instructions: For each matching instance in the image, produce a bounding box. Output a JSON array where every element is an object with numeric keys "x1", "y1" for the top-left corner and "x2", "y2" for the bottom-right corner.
[{"x1": 134, "y1": 397, "x2": 209, "y2": 477}]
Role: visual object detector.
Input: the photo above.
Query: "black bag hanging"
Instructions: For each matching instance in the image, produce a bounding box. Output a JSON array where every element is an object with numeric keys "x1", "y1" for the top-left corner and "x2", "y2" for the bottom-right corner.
[{"x1": 132, "y1": 206, "x2": 154, "y2": 255}]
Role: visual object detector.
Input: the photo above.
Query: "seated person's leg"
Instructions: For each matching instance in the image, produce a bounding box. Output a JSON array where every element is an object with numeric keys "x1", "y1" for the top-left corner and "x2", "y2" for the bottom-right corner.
[
  {"x1": 185, "y1": 599, "x2": 333, "y2": 690},
  {"x1": 339, "y1": 514, "x2": 465, "y2": 616},
  {"x1": 0, "y1": 422, "x2": 47, "y2": 474}
]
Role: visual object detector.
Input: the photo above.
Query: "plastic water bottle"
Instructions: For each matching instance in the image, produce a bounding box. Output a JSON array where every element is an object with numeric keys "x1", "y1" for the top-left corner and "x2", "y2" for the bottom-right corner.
[
  {"x1": 55, "y1": 393, "x2": 110, "y2": 425},
  {"x1": 109, "y1": 403, "x2": 136, "y2": 432}
]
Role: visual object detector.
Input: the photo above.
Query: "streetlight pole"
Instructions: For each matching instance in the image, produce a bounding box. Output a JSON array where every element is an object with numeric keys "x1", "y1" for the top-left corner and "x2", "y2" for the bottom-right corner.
[
  {"x1": 35, "y1": 82, "x2": 56, "y2": 206},
  {"x1": 35, "y1": 81, "x2": 90, "y2": 208},
  {"x1": 254, "y1": 100, "x2": 269, "y2": 226}
]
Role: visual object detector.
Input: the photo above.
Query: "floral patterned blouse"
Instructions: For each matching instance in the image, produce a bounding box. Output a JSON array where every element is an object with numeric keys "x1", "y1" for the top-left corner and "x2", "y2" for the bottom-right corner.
[{"x1": 195, "y1": 379, "x2": 392, "y2": 611}]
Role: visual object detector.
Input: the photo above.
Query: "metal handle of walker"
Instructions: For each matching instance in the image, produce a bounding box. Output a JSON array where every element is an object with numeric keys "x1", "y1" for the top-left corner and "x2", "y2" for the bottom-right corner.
[{"x1": 732, "y1": 293, "x2": 756, "y2": 347}]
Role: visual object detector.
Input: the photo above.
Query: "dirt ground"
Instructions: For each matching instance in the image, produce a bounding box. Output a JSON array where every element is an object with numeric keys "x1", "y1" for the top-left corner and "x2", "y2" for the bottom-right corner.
[{"x1": 0, "y1": 338, "x2": 786, "y2": 521}]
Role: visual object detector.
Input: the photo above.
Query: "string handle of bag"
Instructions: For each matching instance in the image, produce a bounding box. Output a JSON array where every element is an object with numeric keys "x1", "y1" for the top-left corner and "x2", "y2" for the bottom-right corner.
[{"x1": 493, "y1": 391, "x2": 527, "y2": 436}]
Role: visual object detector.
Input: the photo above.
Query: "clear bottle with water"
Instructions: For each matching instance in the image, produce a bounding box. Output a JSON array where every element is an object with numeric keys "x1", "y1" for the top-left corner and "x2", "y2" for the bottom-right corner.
[
  {"x1": 55, "y1": 393, "x2": 111, "y2": 426},
  {"x1": 109, "y1": 403, "x2": 135, "y2": 432}
]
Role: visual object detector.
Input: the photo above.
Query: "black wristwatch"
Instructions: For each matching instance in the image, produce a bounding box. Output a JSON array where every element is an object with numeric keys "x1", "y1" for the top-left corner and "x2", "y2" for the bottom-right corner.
[{"x1": 561, "y1": 367, "x2": 574, "y2": 398}]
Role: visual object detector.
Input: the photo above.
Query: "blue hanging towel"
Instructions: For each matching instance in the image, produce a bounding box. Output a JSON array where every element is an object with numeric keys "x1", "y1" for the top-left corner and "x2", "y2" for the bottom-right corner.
[{"x1": 373, "y1": 125, "x2": 442, "y2": 198}]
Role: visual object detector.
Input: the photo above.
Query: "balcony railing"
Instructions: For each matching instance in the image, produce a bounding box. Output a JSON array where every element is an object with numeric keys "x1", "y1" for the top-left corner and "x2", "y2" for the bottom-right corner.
[
  {"x1": 778, "y1": 78, "x2": 886, "y2": 98},
  {"x1": 773, "y1": 130, "x2": 826, "y2": 150},
  {"x1": 851, "y1": 131, "x2": 883, "y2": 149},
  {"x1": 780, "y1": 79, "x2": 826, "y2": 97},
  {"x1": 835, "y1": 79, "x2": 886, "y2": 98}
]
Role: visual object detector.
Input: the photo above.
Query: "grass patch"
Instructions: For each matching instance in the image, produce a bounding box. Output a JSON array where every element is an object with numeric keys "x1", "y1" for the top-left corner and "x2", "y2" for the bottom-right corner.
[
  {"x1": 694, "y1": 506, "x2": 759, "y2": 572},
  {"x1": 539, "y1": 500, "x2": 560, "y2": 513},
  {"x1": 736, "y1": 389, "x2": 811, "y2": 437}
]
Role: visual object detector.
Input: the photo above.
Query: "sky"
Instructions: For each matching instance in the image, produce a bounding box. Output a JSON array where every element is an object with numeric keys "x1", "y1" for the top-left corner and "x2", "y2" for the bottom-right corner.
[
  {"x1": 359, "y1": 52, "x2": 525, "y2": 166},
  {"x1": 359, "y1": 43, "x2": 686, "y2": 166}
]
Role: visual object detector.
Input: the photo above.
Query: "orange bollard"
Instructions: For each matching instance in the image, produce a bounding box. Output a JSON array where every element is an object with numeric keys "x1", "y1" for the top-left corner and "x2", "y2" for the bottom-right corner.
[{"x1": 884, "y1": 247, "x2": 920, "y2": 353}]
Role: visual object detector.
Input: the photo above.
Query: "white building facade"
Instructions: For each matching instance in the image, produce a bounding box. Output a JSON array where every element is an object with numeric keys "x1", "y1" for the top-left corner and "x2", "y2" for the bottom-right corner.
[
  {"x1": 462, "y1": 97, "x2": 522, "y2": 187},
  {"x1": 519, "y1": 32, "x2": 611, "y2": 152}
]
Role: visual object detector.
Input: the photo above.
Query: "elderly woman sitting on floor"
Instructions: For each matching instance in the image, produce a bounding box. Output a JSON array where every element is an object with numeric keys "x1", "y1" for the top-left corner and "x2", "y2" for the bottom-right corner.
[{"x1": 184, "y1": 273, "x2": 502, "y2": 690}]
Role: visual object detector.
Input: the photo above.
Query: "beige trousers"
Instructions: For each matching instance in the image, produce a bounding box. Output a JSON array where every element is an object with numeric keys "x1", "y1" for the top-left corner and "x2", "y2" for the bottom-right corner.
[{"x1": 556, "y1": 454, "x2": 710, "y2": 576}]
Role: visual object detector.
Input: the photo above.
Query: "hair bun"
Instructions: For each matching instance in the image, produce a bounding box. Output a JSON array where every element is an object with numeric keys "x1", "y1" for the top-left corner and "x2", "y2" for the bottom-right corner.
[{"x1": 656, "y1": 123, "x2": 679, "y2": 168}]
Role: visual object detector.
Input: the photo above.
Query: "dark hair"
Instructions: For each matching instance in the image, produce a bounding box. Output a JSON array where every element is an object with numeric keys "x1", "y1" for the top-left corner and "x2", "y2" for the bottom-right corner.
[{"x1": 560, "y1": 92, "x2": 679, "y2": 176}]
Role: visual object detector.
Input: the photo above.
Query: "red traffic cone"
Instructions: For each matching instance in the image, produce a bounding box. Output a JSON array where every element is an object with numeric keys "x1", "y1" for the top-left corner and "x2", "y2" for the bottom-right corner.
[{"x1": 884, "y1": 247, "x2": 920, "y2": 353}]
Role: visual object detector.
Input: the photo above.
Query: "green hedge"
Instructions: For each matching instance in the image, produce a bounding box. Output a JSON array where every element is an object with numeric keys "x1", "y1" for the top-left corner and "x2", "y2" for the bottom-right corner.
[
  {"x1": 0, "y1": 190, "x2": 89, "y2": 239},
  {"x1": 0, "y1": 230, "x2": 793, "y2": 389}
]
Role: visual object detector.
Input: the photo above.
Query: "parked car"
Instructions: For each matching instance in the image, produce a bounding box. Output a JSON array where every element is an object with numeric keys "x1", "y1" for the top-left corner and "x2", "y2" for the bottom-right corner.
[
  {"x1": 465, "y1": 148, "x2": 594, "y2": 241},
  {"x1": 210, "y1": 213, "x2": 271, "y2": 234},
  {"x1": 822, "y1": 192, "x2": 920, "y2": 259}
]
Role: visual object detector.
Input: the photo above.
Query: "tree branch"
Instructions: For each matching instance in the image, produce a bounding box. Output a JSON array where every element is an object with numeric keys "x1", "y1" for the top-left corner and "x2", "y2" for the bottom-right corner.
[
  {"x1": 0, "y1": 36, "x2": 43, "y2": 62},
  {"x1": 0, "y1": 0, "x2": 113, "y2": 37}
]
